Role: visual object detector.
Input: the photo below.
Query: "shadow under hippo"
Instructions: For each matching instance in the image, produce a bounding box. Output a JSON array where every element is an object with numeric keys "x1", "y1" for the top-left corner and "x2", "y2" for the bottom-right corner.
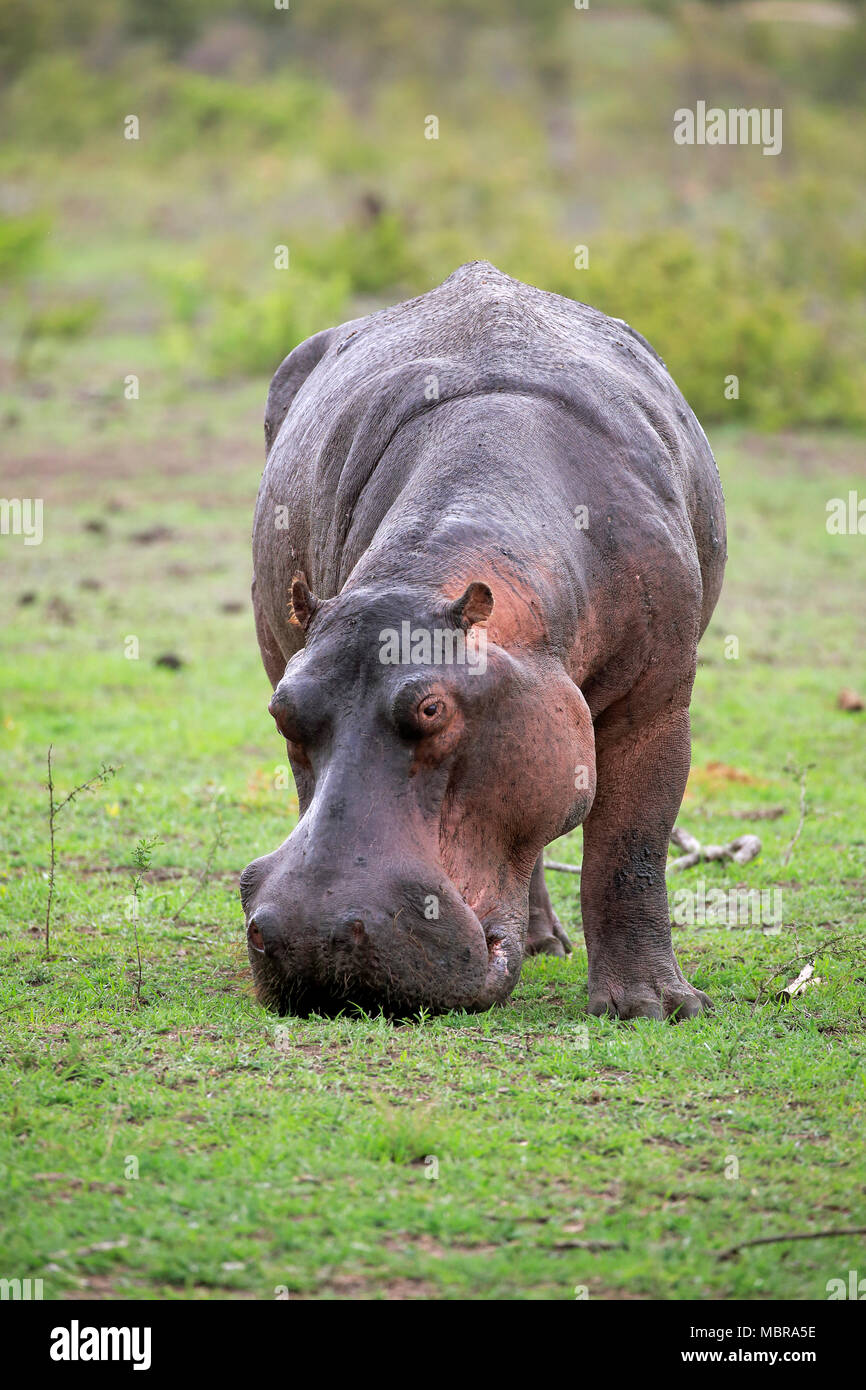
[{"x1": 240, "y1": 261, "x2": 726, "y2": 1021}]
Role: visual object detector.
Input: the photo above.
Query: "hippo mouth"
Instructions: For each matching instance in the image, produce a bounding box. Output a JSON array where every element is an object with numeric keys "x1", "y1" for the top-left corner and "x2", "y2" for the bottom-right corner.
[{"x1": 476, "y1": 912, "x2": 521, "y2": 995}]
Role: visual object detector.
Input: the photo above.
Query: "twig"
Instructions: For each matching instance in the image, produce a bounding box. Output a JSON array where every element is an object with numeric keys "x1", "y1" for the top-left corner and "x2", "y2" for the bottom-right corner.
[
  {"x1": 544, "y1": 858, "x2": 581, "y2": 875},
  {"x1": 751, "y1": 933, "x2": 846, "y2": 1010},
  {"x1": 667, "y1": 825, "x2": 761, "y2": 874},
  {"x1": 781, "y1": 763, "x2": 812, "y2": 868},
  {"x1": 545, "y1": 824, "x2": 764, "y2": 878},
  {"x1": 44, "y1": 746, "x2": 119, "y2": 960},
  {"x1": 718, "y1": 1226, "x2": 866, "y2": 1262},
  {"x1": 552, "y1": 1238, "x2": 626, "y2": 1252},
  {"x1": 45, "y1": 747, "x2": 55, "y2": 961},
  {"x1": 448, "y1": 1026, "x2": 531, "y2": 1052}
]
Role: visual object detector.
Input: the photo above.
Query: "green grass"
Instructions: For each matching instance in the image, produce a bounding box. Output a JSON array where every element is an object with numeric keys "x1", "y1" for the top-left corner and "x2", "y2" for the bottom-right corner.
[{"x1": 1, "y1": 392, "x2": 864, "y2": 1300}]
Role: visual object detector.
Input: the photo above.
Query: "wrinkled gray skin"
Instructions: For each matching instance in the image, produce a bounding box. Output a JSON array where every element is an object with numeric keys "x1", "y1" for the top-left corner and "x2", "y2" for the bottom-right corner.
[{"x1": 241, "y1": 262, "x2": 726, "y2": 1020}]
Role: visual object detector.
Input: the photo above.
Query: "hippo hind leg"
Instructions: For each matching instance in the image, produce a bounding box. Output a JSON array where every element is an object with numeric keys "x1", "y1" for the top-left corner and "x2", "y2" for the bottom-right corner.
[{"x1": 526, "y1": 854, "x2": 573, "y2": 957}]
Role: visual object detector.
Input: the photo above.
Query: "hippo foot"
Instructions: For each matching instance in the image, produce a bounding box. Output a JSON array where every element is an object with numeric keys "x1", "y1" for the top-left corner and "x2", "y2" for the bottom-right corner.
[
  {"x1": 588, "y1": 967, "x2": 711, "y2": 1022},
  {"x1": 526, "y1": 904, "x2": 573, "y2": 957}
]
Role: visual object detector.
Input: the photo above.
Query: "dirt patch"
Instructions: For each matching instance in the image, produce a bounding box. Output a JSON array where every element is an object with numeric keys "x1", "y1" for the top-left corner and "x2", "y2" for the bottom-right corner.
[
  {"x1": 381, "y1": 1232, "x2": 500, "y2": 1258},
  {"x1": 62, "y1": 1274, "x2": 261, "y2": 1300},
  {"x1": 737, "y1": 431, "x2": 865, "y2": 478}
]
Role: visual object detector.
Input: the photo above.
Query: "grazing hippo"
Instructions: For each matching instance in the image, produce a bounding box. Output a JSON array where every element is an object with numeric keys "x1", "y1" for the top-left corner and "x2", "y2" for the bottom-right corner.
[{"x1": 241, "y1": 261, "x2": 726, "y2": 1020}]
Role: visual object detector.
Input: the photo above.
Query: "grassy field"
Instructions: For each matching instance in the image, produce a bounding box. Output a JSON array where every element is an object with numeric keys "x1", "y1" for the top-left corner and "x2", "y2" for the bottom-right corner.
[{"x1": 1, "y1": 386, "x2": 864, "y2": 1300}]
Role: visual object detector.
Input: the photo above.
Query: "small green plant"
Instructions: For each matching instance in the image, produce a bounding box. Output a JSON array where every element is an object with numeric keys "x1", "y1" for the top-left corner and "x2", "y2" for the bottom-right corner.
[
  {"x1": 128, "y1": 835, "x2": 161, "y2": 1003},
  {"x1": 44, "y1": 746, "x2": 118, "y2": 961},
  {"x1": 781, "y1": 761, "x2": 815, "y2": 868}
]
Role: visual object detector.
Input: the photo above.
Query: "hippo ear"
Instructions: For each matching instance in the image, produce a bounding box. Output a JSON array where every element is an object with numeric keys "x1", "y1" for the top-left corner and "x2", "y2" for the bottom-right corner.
[
  {"x1": 289, "y1": 571, "x2": 319, "y2": 630},
  {"x1": 449, "y1": 581, "x2": 494, "y2": 631}
]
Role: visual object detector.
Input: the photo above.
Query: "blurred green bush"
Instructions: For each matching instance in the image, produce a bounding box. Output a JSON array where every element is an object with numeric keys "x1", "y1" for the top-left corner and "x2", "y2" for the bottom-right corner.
[
  {"x1": 0, "y1": 213, "x2": 49, "y2": 283},
  {"x1": 200, "y1": 271, "x2": 351, "y2": 379},
  {"x1": 544, "y1": 230, "x2": 866, "y2": 429}
]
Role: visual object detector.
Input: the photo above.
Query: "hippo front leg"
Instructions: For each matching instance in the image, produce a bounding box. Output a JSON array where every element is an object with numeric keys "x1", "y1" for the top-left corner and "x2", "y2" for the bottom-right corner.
[
  {"x1": 579, "y1": 703, "x2": 711, "y2": 1021},
  {"x1": 526, "y1": 854, "x2": 573, "y2": 957}
]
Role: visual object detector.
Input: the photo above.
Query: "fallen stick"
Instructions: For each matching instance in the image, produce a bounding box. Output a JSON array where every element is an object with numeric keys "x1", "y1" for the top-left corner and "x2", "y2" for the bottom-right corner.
[
  {"x1": 667, "y1": 826, "x2": 762, "y2": 873},
  {"x1": 751, "y1": 933, "x2": 846, "y2": 1010},
  {"x1": 717, "y1": 1225, "x2": 866, "y2": 1262},
  {"x1": 451, "y1": 1026, "x2": 531, "y2": 1052},
  {"x1": 545, "y1": 826, "x2": 763, "y2": 878},
  {"x1": 544, "y1": 858, "x2": 581, "y2": 875},
  {"x1": 552, "y1": 1238, "x2": 626, "y2": 1251}
]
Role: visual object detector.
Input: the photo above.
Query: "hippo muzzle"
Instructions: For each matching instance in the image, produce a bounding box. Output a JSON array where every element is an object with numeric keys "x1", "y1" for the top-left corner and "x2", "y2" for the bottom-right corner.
[{"x1": 240, "y1": 840, "x2": 523, "y2": 1017}]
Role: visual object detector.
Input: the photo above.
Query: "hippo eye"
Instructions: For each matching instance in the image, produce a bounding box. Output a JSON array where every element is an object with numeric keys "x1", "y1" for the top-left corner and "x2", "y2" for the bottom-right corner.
[
  {"x1": 416, "y1": 695, "x2": 446, "y2": 728},
  {"x1": 391, "y1": 684, "x2": 451, "y2": 738}
]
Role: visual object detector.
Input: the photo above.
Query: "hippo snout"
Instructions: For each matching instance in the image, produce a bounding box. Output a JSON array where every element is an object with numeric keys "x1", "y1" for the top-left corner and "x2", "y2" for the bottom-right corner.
[{"x1": 240, "y1": 852, "x2": 521, "y2": 1018}]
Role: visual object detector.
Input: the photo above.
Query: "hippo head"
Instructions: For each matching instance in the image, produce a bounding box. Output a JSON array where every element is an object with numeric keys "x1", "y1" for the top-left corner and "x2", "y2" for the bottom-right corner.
[{"x1": 240, "y1": 573, "x2": 596, "y2": 1017}]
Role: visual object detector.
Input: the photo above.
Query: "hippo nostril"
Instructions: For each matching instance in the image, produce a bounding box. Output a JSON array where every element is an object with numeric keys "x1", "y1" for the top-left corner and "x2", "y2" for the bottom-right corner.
[
  {"x1": 349, "y1": 918, "x2": 366, "y2": 945},
  {"x1": 247, "y1": 905, "x2": 284, "y2": 955}
]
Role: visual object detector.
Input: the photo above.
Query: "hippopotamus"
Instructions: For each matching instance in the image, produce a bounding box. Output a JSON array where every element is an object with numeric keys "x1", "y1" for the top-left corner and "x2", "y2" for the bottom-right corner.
[{"x1": 241, "y1": 261, "x2": 726, "y2": 1021}]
